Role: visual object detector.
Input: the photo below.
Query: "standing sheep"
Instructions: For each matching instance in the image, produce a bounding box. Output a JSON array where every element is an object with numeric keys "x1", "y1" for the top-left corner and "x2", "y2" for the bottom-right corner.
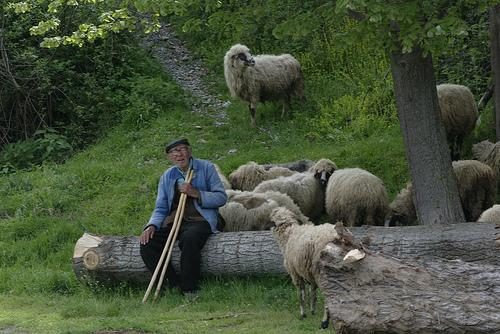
[
  {"x1": 325, "y1": 168, "x2": 389, "y2": 227},
  {"x1": 224, "y1": 44, "x2": 304, "y2": 126},
  {"x1": 254, "y1": 159, "x2": 338, "y2": 220},
  {"x1": 220, "y1": 189, "x2": 309, "y2": 232},
  {"x1": 271, "y1": 207, "x2": 359, "y2": 329},
  {"x1": 477, "y1": 205, "x2": 500, "y2": 223},
  {"x1": 389, "y1": 160, "x2": 497, "y2": 225},
  {"x1": 229, "y1": 161, "x2": 297, "y2": 191},
  {"x1": 472, "y1": 140, "x2": 500, "y2": 185},
  {"x1": 436, "y1": 84, "x2": 479, "y2": 160}
]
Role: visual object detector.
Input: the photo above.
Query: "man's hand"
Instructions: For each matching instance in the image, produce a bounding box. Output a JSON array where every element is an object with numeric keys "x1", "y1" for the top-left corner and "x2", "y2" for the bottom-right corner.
[
  {"x1": 179, "y1": 183, "x2": 200, "y2": 198},
  {"x1": 140, "y1": 225, "x2": 156, "y2": 245}
]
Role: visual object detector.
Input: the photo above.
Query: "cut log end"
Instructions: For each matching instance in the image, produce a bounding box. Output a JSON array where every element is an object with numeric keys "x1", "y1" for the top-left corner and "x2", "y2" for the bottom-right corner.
[{"x1": 83, "y1": 249, "x2": 100, "y2": 270}]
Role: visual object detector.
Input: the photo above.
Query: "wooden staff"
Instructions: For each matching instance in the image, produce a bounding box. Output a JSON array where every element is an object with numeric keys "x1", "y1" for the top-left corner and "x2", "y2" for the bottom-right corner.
[{"x1": 142, "y1": 169, "x2": 194, "y2": 304}]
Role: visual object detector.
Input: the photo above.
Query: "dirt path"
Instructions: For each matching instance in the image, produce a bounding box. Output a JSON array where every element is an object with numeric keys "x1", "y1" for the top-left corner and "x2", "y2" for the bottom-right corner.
[{"x1": 141, "y1": 23, "x2": 229, "y2": 126}]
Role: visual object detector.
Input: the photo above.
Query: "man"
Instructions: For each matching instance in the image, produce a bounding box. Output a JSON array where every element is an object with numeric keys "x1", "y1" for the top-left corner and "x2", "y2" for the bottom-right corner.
[{"x1": 139, "y1": 138, "x2": 227, "y2": 295}]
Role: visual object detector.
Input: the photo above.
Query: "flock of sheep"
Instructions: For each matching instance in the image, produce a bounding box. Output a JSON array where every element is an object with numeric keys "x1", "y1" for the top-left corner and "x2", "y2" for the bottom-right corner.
[{"x1": 221, "y1": 43, "x2": 500, "y2": 328}]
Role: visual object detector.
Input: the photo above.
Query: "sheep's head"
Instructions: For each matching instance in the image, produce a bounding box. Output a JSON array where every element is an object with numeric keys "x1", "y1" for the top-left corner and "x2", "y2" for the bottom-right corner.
[
  {"x1": 309, "y1": 158, "x2": 338, "y2": 186},
  {"x1": 226, "y1": 44, "x2": 255, "y2": 68},
  {"x1": 270, "y1": 207, "x2": 300, "y2": 232}
]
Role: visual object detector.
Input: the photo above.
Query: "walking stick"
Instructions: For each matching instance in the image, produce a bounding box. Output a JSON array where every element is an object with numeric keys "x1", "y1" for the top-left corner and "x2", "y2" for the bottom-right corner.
[{"x1": 142, "y1": 169, "x2": 194, "y2": 304}]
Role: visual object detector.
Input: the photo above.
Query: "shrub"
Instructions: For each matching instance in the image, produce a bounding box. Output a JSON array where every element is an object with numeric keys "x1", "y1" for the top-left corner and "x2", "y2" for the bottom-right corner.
[{"x1": 0, "y1": 128, "x2": 72, "y2": 173}]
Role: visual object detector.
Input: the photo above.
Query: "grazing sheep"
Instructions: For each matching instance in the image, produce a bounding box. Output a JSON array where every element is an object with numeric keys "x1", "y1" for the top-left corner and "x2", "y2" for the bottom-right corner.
[
  {"x1": 436, "y1": 84, "x2": 479, "y2": 160},
  {"x1": 262, "y1": 159, "x2": 315, "y2": 173},
  {"x1": 224, "y1": 43, "x2": 304, "y2": 126},
  {"x1": 325, "y1": 168, "x2": 390, "y2": 227},
  {"x1": 477, "y1": 205, "x2": 500, "y2": 223},
  {"x1": 214, "y1": 163, "x2": 231, "y2": 190},
  {"x1": 219, "y1": 189, "x2": 309, "y2": 232},
  {"x1": 254, "y1": 159, "x2": 338, "y2": 220},
  {"x1": 472, "y1": 140, "x2": 500, "y2": 184},
  {"x1": 389, "y1": 160, "x2": 497, "y2": 225},
  {"x1": 271, "y1": 207, "x2": 346, "y2": 329},
  {"x1": 229, "y1": 161, "x2": 297, "y2": 191},
  {"x1": 388, "y1": 183, "x2": 416, "y2": 226}
]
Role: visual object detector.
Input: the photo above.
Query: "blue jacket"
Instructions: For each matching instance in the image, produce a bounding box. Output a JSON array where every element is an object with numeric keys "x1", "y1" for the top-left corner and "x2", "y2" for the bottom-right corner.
[{"x1": 146, "y1": 158, "x2": 228, "y2": 233}]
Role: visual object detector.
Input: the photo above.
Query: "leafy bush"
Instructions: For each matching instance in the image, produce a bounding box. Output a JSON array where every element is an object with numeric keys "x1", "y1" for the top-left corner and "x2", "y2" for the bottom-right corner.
[{"x1": 0, "y1": 128, "x2": 72, "y2": 173}]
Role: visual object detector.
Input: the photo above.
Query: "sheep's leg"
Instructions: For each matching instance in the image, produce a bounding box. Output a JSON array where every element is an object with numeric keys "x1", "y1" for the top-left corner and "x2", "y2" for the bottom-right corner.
[
  {"x1": 297, "y1": 279, "x2": 307, "y2": 319},
  {"x1": 320, "y1": 305, "x2": 330, "y2": 329},
  {"x1": 310, "y1": 283, "x2": 317, "y2": 315},
  {"x1": 249, "y1": 103, "x2": 256, "y2": 127}
]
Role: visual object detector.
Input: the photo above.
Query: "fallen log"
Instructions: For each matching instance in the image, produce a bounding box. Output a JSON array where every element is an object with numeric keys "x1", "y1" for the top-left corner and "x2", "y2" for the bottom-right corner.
[
  {"x1": 72, "y1": 222, "x2": 499, "y2": 284},
  {"x1": 319, "y1": 227, "x2": 500, "y2": 334}
]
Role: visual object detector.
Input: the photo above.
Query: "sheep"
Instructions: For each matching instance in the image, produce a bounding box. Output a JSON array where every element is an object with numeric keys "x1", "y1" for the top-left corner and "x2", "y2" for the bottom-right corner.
[
  {"x1": 224, "y1": 43, "x2": 304, "y2": 126},
  {"x1": 389, "y1": 160, "x2": 497, "y2": 225},
  {"x1": 436, "y1": 84, "x2": 479, "y2": 160},
  {"x1": 325, "y1": 168, "x2": 390, "y2": 227},
  {"x1": 262, "y1": 159, "x2": 315, "y2": 173},
  {"x1": 388, "y1": 183, "x2": 416, "y2": 226},
  {"x1": 228, "y1": 161, "x2": 297, "y2": 191},
  {"x1": 254, "y1": 159, "x2": 338, "y2": 220},
  {"x1": 271, "y1": 207, "x2": 348, "y2": 329},
  {"x1": 477, "y1": 205, "x2": 500, "y2": 223},
  {"x1": 214, "y1": 163, "x2": 231, "y2": 190},
  {"x1": 472, "y1": 140, "x2": 500, "y2": 185},
  {"x1": 219, "y1": 189, "x2": 309, "y2": 232}
]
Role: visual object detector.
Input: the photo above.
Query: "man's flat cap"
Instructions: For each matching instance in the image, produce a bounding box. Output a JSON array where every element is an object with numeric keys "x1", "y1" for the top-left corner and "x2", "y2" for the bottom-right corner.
[{"x1": 165, "y1": 138, "x2": 190, "y2": 153}]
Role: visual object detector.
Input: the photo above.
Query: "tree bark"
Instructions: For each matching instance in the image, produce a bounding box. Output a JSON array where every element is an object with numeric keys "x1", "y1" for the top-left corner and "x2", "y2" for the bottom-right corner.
[
  {"x1": 72, "y1": 222, "x2": 499, "y2": 284},
  {"x1": 390, "y1": 47, "x2": 465, "y2": 225},
  {"x1": 491, "y1": 5, "x2": 500, "y2": 141},
  {"x1": 319, "y1": 233, "x2": 500, "y2": 334}
]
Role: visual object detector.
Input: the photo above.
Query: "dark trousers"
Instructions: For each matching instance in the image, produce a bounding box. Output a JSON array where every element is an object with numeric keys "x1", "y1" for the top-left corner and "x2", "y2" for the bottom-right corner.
[{"x1": 140, "y1": 221, "x2": 212, "y2": 293}]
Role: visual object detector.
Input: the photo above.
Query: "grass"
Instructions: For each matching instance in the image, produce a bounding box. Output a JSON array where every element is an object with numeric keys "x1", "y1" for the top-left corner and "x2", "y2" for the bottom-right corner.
[{"x1": 0, "y1": 277, "x2": 327, "y2": 334}]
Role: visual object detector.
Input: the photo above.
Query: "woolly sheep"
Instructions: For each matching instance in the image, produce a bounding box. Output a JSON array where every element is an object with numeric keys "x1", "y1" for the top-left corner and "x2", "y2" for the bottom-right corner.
[
  {"x1": 254, "y1": 159, "x2": 338, "y2": 220},
  {"x1": 219, "y1": 189, "x2": 309, "y2": 232},
  {"x1": 389, "y1": 160, "x2": 497, "y2": 225},
  {"x1": 472, "y1": 140, "x2": 500, "y2": 185},
  {"x1": 228, "y1": 161, "x2": 297, "y2": 191},
  {"x1": 436, "y1": 84, "x2": 479, "y2": 160},
  {"x1": 224, "y1": 44, "x2": 304, "y2": 126},
  {"x1": 325, "y1": 168, "x2": 389, "y2": 227},
  {"x1": 213, "y1": 163, "x2": 231, "y2": 190},
  {"x1": 477, "y1": 205, "x2": 500, "y2": 223},
  {"x1": 388, "y1": 183, "x2": 416, "y2": 226},
  {"x1": 271, "y1": 206, "x2": 339, "y2": 329}
]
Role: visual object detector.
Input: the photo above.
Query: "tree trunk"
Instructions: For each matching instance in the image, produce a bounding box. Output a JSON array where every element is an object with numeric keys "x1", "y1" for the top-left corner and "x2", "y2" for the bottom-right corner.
[
  {"x1": 72, "y1": 222, "x2": 499, "y2": 284},
  {"x1": 491, "y1": 5, "x2": 500, "y2": 141},
  {"x1": 390, "y1": 47, "x2": 465, "y2": 225},
  {"x1": 319, "y1": 232, "x2": 500, "y2": 334}
]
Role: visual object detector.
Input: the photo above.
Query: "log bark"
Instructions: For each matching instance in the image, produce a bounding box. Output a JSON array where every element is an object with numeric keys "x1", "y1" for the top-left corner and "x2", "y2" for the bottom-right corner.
[
  {"x1": 390, "y1": 47, "x2": 465, "y2": 224},
  {"x1": 319, "y1": 229, "x2": 500, "y2": 334},
  {"x1": 72, "y1": 222, "x2": 499, "y2": 284}
]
